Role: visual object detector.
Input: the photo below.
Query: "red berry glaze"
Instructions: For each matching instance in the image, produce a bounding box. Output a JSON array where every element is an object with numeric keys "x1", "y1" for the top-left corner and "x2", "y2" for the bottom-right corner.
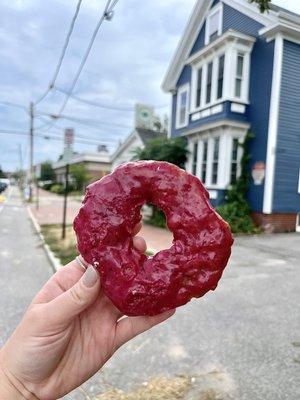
[{"x1": 74, "y1": 161, "x2": 233, "y2": 316}]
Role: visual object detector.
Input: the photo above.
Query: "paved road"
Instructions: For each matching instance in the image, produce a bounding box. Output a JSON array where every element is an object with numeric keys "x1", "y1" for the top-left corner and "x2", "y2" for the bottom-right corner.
[
  {"x1": 0, "y1": 187, "x2": 52, "y2": 345},
  {"x1": 74, "y1": 235, "x2": 300, "y2": 400},
  {"x1": 1, "y1": 187, "x2": 299, "y2": 399}
]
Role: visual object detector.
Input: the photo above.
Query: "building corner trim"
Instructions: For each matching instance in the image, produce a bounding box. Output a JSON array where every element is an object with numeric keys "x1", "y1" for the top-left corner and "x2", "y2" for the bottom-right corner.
[{"x1": 263, "y1": 34, "x2": 283, "y2": 214}]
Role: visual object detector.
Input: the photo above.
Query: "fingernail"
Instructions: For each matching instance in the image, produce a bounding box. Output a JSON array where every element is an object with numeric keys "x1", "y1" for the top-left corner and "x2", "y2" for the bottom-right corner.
[{"x1": 83, "y1": 266, "x2": 99, "y2": 287}]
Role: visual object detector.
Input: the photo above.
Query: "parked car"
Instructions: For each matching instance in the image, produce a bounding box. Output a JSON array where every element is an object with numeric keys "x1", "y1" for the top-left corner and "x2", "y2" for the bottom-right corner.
[{"x1": 0, "y1": 182, "x2": 7, "y2": 193}]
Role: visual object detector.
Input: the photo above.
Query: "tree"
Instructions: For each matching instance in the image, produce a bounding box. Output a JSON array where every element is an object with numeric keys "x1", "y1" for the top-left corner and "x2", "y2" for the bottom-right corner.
[
  {"x1": 0, "y1": 166, "x2": 5, "y2": 178},
  {"x1": 134, "y1": 136, "x2": 189, "y2": 228},
  {"x1": 133, "y1": 136, "x2": 189, "y2": 168},
  {"x1": 40, "y1": 162, "x2": 55, "y2": 181},
  {"x1": 250, "y1": 0, "x2": 271, "y2": 13},
  {"x1": 70, "y1": 164, "x2": 90, "y2": 191}
]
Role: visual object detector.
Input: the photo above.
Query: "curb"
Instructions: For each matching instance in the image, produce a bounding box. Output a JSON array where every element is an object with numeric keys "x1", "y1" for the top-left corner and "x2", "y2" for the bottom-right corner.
[{"x1": 27, "y1": 206, "x2": 61, "y2": 272}]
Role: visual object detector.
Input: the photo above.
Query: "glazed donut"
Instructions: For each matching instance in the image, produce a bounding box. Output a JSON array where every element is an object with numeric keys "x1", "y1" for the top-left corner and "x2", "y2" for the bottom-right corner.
[{"x1": 74, "y1": 161, "x2": 233, "y2": 316}]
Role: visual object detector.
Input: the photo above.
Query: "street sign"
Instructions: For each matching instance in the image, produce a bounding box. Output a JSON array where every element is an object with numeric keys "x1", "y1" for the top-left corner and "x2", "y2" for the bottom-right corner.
[
  {"x1": 64, "y1": 128, "x2": 74, "y2": 148},
  {"x1": 252, "y1": 161, "x2": 265, "y2": 185},
  {"x1": 63, "y1": 129, "x2": 74, "y2": 164}
]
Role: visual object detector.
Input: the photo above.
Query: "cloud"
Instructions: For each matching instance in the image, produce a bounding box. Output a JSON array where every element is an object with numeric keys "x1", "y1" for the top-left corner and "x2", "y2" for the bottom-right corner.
[
  {"x1": 0, "y1": 0, "x2": 196, "y2": 171},
  {"x1": 1, "y1": 0, "x2": 299, "y2": 171}
]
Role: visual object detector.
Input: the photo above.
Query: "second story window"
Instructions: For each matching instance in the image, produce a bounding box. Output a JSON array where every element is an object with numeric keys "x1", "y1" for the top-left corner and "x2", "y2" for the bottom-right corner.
[
  {"x1": 217, "y1": 54, "x2": 225, "y2": 99},
  {"x1": 206, "y1": 62, "x2": 213, "y2": 104},
  {"x1": 176, "y1": 85, "x2": 189, "y2": 129},
  {"x1": 235, "y1": 53, "x2": 245, "y2": 98},
  {"x1": 196, "y1": 67, "x2": 203, "y2": 108}
]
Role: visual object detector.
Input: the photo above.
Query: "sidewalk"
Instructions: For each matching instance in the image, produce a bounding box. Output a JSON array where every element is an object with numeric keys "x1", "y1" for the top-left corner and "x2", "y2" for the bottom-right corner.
[
  {"x1": 0, "y1": 187, "x2": 53, "y2": 346},
  {"x1": 30, "y1": 188, "x2": 173, "y2": 252}
]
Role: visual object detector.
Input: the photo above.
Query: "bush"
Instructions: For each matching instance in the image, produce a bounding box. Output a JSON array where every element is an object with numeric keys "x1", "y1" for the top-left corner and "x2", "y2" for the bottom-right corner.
[
  {"x1": 50, "y1": 184, "x2": 64, "y2": 194},
  {"x1": 42, "y1": 182, "x2": 54, "y2": 191},
  {"x1": 216, "y1": 131, "x2": 260, "y2": 234},
  {"x1": 217, "y1": 200, "x2": 260, "y2": 234},
  {"x1": 146, "y1": 207, "x2": 166, "y2": 228}
]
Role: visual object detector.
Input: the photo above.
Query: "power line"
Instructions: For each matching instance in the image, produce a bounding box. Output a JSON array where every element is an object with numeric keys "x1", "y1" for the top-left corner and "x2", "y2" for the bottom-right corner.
[
  {"x1": 41, "y1": 0, "x2": 120, "y2": 132},
  {"x1": 34, "y1": 0, "x2": 84, "y2": 106},
  {"x1": 54, "y1": 87, "x2": 134, "y2": 111},
  {"x1": 0, "y1": 100, "x2": 28, "y2": 111},
  {"x1": 0, "y1": 129, "x2": 117, "y2": 145},
  {"x1": 54, "y1": 87, "x2": 169, "y2": 111},
  {"x1": 37, "y1": 112, "x2": 131, "y2": 130}
]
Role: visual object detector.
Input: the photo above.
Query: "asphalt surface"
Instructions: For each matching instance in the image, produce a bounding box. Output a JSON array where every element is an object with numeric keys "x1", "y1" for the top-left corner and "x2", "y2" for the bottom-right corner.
[{"x1": 0, "y1": 187, "x2": 299, "y2": 399}]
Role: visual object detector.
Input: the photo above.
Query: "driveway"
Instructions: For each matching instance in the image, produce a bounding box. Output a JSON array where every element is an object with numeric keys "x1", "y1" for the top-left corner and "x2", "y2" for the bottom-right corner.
[
  {"x1": 69, "y1": 233, "x2": 300, "y2": 400},
  {"x1": 1, "y1": 187, "x2": 299, "y2": 399}
]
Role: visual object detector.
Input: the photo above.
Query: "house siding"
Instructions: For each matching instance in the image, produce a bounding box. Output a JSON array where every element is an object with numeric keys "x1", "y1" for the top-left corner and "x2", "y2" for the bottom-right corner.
[
  {"x1": 190, "y1": 23, "x2": 206, "y2": 56},
  {"x1": 222, "y1": 3, "x2": 263, "y2": 36},
  {"x1": 272, "y1": 39, "x2": 300, "y2": 213},
  {"x1": 171, "y1": 3, "x2": 275, "y2": 212}
]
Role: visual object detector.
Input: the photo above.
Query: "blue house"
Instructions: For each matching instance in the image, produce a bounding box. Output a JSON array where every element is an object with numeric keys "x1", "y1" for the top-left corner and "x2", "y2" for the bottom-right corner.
[{"x1": 162, "y1": 0, "x2": 300, "y2": 233}]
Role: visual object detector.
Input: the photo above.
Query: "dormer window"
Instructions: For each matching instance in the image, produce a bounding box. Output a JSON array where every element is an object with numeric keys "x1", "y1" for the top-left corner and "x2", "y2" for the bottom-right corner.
[{"x1": 205, "y1": 3, "x2": 223, "y2": 45}]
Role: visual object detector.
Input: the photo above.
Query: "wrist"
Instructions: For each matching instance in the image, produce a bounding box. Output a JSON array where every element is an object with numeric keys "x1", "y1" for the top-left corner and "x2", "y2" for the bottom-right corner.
[{"x1": 0, "y1": 352, "x2": 38, "y2": 400}]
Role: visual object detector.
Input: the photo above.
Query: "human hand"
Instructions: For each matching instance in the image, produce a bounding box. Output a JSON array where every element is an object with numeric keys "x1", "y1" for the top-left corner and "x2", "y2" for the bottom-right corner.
[{"x1": 0, "y1": 223, "x2": 175, "y2": 400}]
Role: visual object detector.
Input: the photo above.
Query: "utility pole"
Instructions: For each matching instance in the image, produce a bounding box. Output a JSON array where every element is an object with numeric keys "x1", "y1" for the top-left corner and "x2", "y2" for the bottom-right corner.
[
  {"x1": 62, "y1": 163, "x2": 69, "y2": 239},
  {"x1": 18, "y1": 143, "x2": 24, "y2": 190},
  {"x1": 29, "y1": 102, "x2": 34, "y2": 202}
]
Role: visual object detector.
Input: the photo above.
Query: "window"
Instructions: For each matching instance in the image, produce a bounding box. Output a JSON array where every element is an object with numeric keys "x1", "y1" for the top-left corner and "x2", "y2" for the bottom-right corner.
[
  {"x1": 196, "y1": 68, "x2": 203, "y2": 108},
  {"x1": 205, "y1": 6, "x2": 222, "y2": 44},
  {"x1": 176, "y1": 85, "x2": 189, "y2": 128},
  {"x1": 211, "y1": 137, "x2": 220, "y2": 184},
  {"x1": 201, "y1": 140, "x2": 208, "y2": 183},
  {"x1": 230, "y1": 138, "x2": 239, "y2": 184},
  {"x1": 217, "y1": 54, "x2": 225, "y2": 99},
  {"x1": 192, "y1": 142, "x2": 198, "y2": 175},
  {"x1": 235, "y1": 53, "x2": 245, "y2": 98},
  {"x1": 206, "y1": 62, "x2": 213, "y2": 104}
]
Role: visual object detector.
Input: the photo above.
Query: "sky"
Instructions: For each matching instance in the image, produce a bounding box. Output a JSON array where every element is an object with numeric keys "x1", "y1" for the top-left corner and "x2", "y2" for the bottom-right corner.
[{"x1": 0, "y1": 0, "x2": 299, "y2": 172}]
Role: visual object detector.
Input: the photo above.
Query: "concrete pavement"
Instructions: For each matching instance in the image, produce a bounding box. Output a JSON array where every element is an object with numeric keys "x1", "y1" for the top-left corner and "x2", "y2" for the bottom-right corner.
[
  {"x1": 30, "y1": 187, "x2": 173, "y2": 252},
  {"x1": 1, "y1": 187, "x2": 299, "y2": 399},
  {"x1": 0, "y1": 187, "x2": 52, "y2": 344},
  {"x1": 72, "y1": 233, "x2": 300, "y2": 400}
]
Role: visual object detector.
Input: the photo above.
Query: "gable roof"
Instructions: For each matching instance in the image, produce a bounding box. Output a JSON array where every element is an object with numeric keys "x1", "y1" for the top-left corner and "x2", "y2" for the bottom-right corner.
[
  {"x1": 136, "y1": 127, "x2": 166, "y2": 144},
  {"x1": 161, "y1": 0, "x2": 300, "y2": 93},
  {"x1": 111, "y1": 128, "x2": 167, "y2": 162}
]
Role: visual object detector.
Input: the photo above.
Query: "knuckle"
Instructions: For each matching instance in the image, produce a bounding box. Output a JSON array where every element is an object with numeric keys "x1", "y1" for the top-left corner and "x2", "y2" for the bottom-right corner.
[{"x1": 69, "y1": 285, "x2": 85, "y2": 306}]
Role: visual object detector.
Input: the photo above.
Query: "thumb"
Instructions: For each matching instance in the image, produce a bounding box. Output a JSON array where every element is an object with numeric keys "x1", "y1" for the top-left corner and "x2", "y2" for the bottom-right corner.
[{"x1": 47, "y1": 266, "x2": 100, "y2": 324}]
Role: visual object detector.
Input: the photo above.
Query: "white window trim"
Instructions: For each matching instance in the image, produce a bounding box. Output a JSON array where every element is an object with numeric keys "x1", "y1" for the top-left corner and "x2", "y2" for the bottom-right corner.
[
  {"x1": 175, "y1": 84, "x2": 190, "y2": 129},
  {"x1": 190, "y1": 43, "x2": 252, "y2": 113},
  {"x1": 263, "y1": 34, "x2": 283, "y2": 214},
  {"x1": 205, "y1": 2, "x2": 223, "y2": 45},
  {"x1": 186, "y1": 127, "x2": 247, "y2": 189}
]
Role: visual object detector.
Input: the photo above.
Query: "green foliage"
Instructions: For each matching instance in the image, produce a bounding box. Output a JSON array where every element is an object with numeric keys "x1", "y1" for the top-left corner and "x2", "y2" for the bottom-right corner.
[
  {"x1": 134, "y1": 136, "x2": 189, "y2": 228},
  {"x1": 249, "y1": 0, "x2": 271, "y2": 13},
  {"x1": 50, "y1": 183, "x2": 64, "y2": 194},
  {"x1": 146, "y1": 207, "x2": 166, "y2": 228},
  {"x1": 49, "y1": 183, "x2": 75, "y2": 195},
  {"x1": 40, "y1": 162, "x2": 55, "y2": 181},
  {"x1": 133, "y1": 136, "x2": 189, "y2": 168},
  {"x1": 216, "y1": 132, "x2": 260, "y2": 234},
  {"x1": 0, "y1": 166, "x2": 6, "y2": 178},
  {"x1": 42, "y1": 182, "x2": 54, "y2": 191},
  {"x1": 70, "y1": 164, "x2": 90, "y2": 191}
]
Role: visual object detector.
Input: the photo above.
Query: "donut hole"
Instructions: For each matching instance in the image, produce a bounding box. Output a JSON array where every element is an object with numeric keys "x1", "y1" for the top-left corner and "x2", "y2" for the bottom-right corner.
[{"x1": 142, "y1": 203, "x2": 167, "y2": 229}]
